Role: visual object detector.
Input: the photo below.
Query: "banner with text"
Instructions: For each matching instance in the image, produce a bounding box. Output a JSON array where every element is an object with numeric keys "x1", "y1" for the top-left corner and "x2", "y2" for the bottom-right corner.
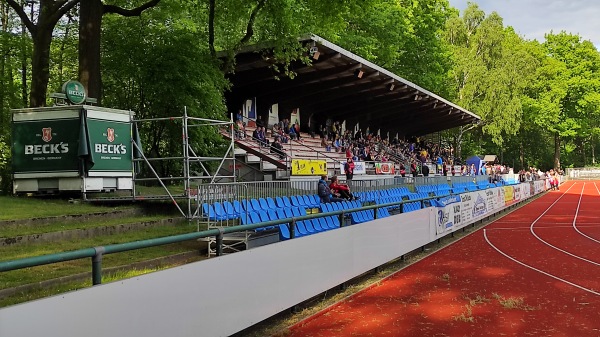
[
  {"x1": 340, "y1": 161, "x2": 366, "y2": 175},
  {"x1": 291, "y1": 159, "x2": 327, "y2": 176}
]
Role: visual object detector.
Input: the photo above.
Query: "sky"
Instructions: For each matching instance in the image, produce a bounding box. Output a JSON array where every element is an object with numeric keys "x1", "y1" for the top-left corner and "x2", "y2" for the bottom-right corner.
[{"x1": 448, "y1": 0, "x2": 600, "y2": 47}]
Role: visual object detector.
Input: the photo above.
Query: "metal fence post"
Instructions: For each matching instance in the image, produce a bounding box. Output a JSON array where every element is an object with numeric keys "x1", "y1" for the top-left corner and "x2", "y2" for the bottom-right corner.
[
  {"x1": 216, "y1": 229, "x2": 224, "y2": 256},
  {"x1": 92, "y1": 246, "x2": 105, "y2": 285},
  {"x1": 290, "y1": 219, "x2": 296, "y2": 239}
]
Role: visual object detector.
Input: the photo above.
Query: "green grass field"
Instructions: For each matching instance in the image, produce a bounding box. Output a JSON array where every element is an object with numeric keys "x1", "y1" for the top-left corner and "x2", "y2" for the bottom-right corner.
[{"x1": 0, "y1": 196, "x2": 129, "y2": 220}]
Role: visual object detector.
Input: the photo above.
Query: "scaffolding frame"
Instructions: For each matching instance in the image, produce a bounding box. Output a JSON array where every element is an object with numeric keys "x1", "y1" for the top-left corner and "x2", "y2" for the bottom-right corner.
[{"x1": 129, "y1": 108, "x2": 237, "y2": 220}]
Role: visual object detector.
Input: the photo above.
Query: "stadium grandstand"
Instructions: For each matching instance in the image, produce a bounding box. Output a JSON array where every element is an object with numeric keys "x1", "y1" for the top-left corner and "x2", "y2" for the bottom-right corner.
[{"x1": 221, "y1": 35, "x2": 480, "y2": 181}]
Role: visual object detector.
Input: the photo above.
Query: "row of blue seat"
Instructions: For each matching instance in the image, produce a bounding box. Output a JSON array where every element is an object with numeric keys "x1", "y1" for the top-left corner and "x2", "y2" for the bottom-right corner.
[{"x1": 201, "y1": 195, "x2": 322, "y2": 221}]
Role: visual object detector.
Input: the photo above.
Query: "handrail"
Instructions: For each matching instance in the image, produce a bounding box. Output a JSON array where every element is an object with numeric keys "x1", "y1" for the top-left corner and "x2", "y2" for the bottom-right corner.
[{"x1": 0, "y1": 195, "x2": 438, "y2": 285}]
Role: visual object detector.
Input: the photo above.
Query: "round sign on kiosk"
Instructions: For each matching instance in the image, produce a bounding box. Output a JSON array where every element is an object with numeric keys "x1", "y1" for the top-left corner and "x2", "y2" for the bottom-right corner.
[{"x1": 62, "y1": 80, "x2": 87, "y2": 105}]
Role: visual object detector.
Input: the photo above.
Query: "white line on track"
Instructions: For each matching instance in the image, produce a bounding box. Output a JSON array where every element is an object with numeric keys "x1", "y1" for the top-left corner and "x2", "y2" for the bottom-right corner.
[
  {"x1": 529, "y1": 182, "x2": 600, "y2": 267},
  {"x1": 571, "y1": 183, "x2": 600, "y2": 244},
  {"x1": 488, "y1": 224, "x2": 600, "y2": 231},
  {"x1": 483, "y1": 229, "x2": 600, "y2": 296}
]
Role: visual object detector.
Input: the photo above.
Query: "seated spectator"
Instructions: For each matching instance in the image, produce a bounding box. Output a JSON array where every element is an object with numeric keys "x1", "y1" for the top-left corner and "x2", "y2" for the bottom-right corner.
[
  {"x1": 329, "y1": 176, "x2": 356, "y2": 201},
  {"x1": 289, "y1": 124, "x2": 298, "y2": 140},
  {"x1": 270, "y1": 138, "x2": 286, "y2": 159},
  {"x1": 235, "y1": 120, "x2": 246, "y2": 139},
  {"x1": 318, "y1": 175, "x2": 344, "y2": 203},
  {"x1": 256, "y1": 115, "x2": 265, "y2": 128}
]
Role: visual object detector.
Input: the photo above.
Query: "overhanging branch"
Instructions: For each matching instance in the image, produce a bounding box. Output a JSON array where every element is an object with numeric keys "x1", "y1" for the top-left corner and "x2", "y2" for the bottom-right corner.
[
  {"x1": 5, "y1": 0, "x2": 35, "y2": 35},
  {"x1": 103, "y1": 0, "x2": 161, "y2": 16}
]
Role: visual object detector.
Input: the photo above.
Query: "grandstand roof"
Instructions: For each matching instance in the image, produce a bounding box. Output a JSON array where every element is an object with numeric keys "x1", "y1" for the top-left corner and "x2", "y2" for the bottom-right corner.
[{"x1": 225, "y1": 34, "x2": 481, "y2": 137}]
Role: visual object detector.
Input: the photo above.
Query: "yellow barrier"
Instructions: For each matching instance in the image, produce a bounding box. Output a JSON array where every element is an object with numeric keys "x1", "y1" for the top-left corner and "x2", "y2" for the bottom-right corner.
[{"x1": 291, "y1": 159, "x2": 327, "y2": 176}]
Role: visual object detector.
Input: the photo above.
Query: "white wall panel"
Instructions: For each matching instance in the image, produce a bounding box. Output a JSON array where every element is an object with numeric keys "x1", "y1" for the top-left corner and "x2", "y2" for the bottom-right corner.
[{"x1": 0, "y1": 210, "x2": 431, "y2": 337}]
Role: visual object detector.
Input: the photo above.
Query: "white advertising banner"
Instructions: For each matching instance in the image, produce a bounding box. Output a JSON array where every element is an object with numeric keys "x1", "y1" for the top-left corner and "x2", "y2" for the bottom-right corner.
[
  {"x1": 470, "y1": 190, "x2": 489, "y2": 221},
  {"x1": 339, "y1": 161, "x2": 367, "y2": 175},
  {"x1": 513, "y1": 184, "x2": 522, "y2": 202},
  {"x1": 520, "y1": 182, "x2": 531, "y2": 199},
  {"x1": 534, "y1": 180, "x2": 545, "y2": 194},
  {"x1": 434, "y1": 195, "x2": 462, "y2": 234}
]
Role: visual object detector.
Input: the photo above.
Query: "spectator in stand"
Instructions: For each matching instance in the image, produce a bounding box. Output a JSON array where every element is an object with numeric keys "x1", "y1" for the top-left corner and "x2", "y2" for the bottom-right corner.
[
  {"x1": 256, "y1": 115, "x2": 265, "y2": 128},
  {"x1": 469, "y1": 164, "x2": 476, "y2": 176},
  {"x1": 235, "y1": 120, "x2": 246, "y2": 139},
  {"x1": 256, "y1": 127, "x2": 269, "y2": 147},
  {"x1": 270, "y1": 138, "x2": 285, "y2": 159},
  {"x1": 344, "y1": 158, "x2": 355, "y2": 188},
  {"x1": 288, "y1": 124, "x2": 298, "y2": 140},
  {"x1": 422, "y1": 164, "x2": 430, "y2": 177},
  {"x1": 329, "y1": 176, "x2": 356, "y2": 201},
  {"x1": 318, "y1": 175, "x2": 344, "y2": 203},
  {"x1": 411, "y1": 161, "x2": 418, "y2": 177},
  {"x1": 399, "y1": 163, "x2": 406, "y2": 177},
  {"x1": 236, "y1": 110, "x2": 243, "y2": 122}
]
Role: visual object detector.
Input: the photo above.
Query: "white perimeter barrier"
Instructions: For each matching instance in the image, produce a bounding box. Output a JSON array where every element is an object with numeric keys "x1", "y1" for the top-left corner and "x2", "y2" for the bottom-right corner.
[{"x1": 0, "y1": 182, "x2": 547, "y2": 337}]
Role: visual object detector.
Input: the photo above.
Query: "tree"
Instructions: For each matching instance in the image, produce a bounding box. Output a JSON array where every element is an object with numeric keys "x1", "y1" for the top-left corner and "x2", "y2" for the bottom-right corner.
[
  {"x1": 5, "y1": 0, "x2": 79, "y2": 107},
  {"x1": 444, "y1": 3, "x2": 536, "y2": 160},
  {"x1": 78, "y1": 0, "x2": 160, "y2": 103},
  {"x1": 525, "y1": 32, "x2": 600, "y2": 169}
]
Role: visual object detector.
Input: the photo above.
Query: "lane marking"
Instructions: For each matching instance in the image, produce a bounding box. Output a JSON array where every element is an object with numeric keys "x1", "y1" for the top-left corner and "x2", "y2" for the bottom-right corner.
[
  {"x1": 572, "y1": 182, "x2": 600, "y2": 244},
  {"x1": 487, "y1": 224, "x2": 600, "y2": 231},
  {"x1": 484, "y1": 229, "x2": 600, "y2": 296},
  {"x1": 529, "y1": 183, "x2": 600, "y2": 266}
]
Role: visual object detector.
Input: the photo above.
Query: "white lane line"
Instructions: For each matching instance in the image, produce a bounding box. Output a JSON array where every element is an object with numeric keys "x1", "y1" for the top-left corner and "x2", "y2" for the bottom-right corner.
[
  {"x1": 484, "y1": 229, "x2": 600, "y2": 296},
  {"x1": 572, "y1": 182, "x2": 600, "y2": 244},
  {"x1": 488, "y1": 224, "x2": 600, "y2": 231},
  {"x1": 529, "y1": 183, "x2": 600, "y2": 266}
]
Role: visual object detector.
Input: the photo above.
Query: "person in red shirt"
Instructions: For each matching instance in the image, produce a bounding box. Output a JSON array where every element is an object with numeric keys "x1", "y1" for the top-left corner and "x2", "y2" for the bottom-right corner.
[{"x1": 329, "y1": 176, "x2": 355, "y2": 200}]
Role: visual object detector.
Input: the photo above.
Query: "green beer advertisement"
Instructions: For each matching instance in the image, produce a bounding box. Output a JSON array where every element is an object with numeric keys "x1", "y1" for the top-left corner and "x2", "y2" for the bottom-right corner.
[
  {"x1": 12, "y1": 119, "x2": 80, "y2": 173},
  {"x1": 87, "y1": 118, "x2": 132, "y2": 172}
]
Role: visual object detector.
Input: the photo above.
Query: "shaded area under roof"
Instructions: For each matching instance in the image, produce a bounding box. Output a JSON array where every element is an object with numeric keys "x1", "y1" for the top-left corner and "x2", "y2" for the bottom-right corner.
[{"x1": 225, "y1": 34, "x2": 480, "y2": 137}]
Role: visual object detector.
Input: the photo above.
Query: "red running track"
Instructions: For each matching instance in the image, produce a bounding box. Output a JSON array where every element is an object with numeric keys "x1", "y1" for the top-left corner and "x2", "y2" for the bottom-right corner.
[{"x1": 285, "y1": 181, "x2": 600, "y2": 337}]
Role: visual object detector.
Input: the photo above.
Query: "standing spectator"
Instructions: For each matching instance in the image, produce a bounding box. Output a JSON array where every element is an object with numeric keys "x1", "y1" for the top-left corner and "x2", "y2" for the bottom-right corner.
[
  {"x1": 399, "y1": 163, "x2": 406, "y2": 177},
  {"x1": 344, "y1": 158, "x2": 355, "y2": 188},
  {"x1": 410, "y1": 162, "x2": 418, "y2": 177}
]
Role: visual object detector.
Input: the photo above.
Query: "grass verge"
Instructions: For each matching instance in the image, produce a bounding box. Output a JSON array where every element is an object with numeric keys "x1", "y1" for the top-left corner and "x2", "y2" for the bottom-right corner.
[{"x1": 0, "y1": 196, "x2": 129, "y2": 220}]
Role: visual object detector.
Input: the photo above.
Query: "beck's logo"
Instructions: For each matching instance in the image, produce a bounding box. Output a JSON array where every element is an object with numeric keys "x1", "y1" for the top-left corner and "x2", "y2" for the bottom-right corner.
[
  {"x1": 42, "y1": 128, "x2": 52, "y2": 142},
  {"x1": 107, "y1": 128, "x2": 115, "y2": 142}
]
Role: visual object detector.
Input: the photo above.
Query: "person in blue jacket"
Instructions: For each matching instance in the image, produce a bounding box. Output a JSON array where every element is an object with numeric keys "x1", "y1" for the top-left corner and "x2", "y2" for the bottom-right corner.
[{"x1": 317, "y1": 175, "x2": 343, "y2": 203}]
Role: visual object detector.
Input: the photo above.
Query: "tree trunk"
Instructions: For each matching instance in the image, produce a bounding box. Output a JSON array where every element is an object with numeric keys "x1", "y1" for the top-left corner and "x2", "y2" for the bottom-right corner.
[
  {"x1": 29, "y1": 28, "x2": 53, "y2": 107},
  {"x1": 592, "y1": 142, "x2": 596, "y2": 165},
  {"x1": 79, "y1": 0, "x2": 103, "y2": 103},
  {"x1": 519, "y1": 140, "x2": 524, "y2": 170},
  {"x1": 554, "y1": 132, "x2": 561, "y2": 170},
  {"x1": 582, "y1": 139, "x2": 586, "y2": 166},
  {"x1": 20, "y1": 13, "x2": 28, "y2": 107}
]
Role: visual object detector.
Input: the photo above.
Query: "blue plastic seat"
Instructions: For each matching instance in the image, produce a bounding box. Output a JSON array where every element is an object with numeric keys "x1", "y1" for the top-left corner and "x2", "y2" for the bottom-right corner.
[
  {"x1": 222, "y1": 201, "x2": 239, "y2": 219},
  {"x1": 304, "y1": 220, "x2": 318, "y2": 234},
  {"x1": 318, "y1": 217, "x2": 330, "y2": 231},
  {"x1": 232, "y1": 200, "x2": 243, "y2": 214},
  {"x1": 275, "y1": 196, "x2": 286, "y2": 208},
  {"x1": 290, "y1": 195, "x2": 301, "y2": 207},
  {"x1": 278, "y1": 224, "x2": 291, "y2": 240},
  {"x1": 351, "y1": 212, "x2": 363, "y2": 224},
  {"x1": 295, "y1": 221, "x2": 310, "y2": 236},
  {"x1": 291, "y1": 207, "x2": 303, "y2": 217},
  {"x1": 241, "y1": 199, "x2": 254, "y2": 212},
  {"x1": 250, "y1": 199, "x2": 261, "y2": 211},
  {"x1": 284, "y1": 208, "x2": 294, "y2": 219},
  {"x1": 282, "y1": 196, "x2": 292, "y2": 208},
  {"x1": 266, "y1": 197, "x2": 278, "y2": 210},
  {"x1": 202, "y1": 203, "x2": 227, "y2": 221},
  {"x1": 258, "y1": 198, "x2": 270, "y2": 211}
]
